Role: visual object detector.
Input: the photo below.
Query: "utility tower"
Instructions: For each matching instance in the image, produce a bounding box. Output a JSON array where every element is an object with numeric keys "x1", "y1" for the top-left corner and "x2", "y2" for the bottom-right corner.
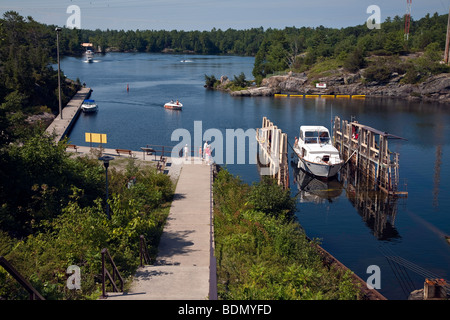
[{"x1": 404, "y1": 0, "x2": 412, "y2": 40}]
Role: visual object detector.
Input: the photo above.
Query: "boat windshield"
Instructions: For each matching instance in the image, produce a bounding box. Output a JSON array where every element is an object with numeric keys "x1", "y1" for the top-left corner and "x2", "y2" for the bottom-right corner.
[{"x1": 304, "y1": 130, "x2": 330, "y2": 144}]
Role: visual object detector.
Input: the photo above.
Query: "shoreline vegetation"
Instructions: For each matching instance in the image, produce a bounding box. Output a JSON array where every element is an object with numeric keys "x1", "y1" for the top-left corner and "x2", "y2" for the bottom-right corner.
[
  {"x1": 0, "y1": 135, "x2": 175, "y2": 300},
  {"x1": 213, "y1": 167, "x2": 384, "y2": 300}
]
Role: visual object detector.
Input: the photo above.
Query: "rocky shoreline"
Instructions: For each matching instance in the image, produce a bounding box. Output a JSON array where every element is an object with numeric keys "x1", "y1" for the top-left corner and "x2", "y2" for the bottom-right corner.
[{"x1": 224, "y1": 71, "x2": 450, "y2": 104}]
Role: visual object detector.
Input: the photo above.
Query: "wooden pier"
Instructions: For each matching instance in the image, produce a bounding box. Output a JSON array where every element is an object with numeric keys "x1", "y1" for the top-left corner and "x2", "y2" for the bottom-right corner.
[
  {"x1": 256, "y1": 117, "x2": 289, "y2": 189},
  {"x1": 333, "y1": 116, "x2": 408, "y2": 197}
]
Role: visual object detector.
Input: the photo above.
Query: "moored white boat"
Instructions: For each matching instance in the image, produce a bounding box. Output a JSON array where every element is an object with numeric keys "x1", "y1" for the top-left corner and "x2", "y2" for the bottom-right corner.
[
  {"x1": 164, "y1": 100, "x2": 183, "y2": 110},
  {"x1": 292, "y1": 125, "x2": 343, "y2": 178},
  {"x1": 81, "y1": 99, "x2": 98, "y2": 113}
]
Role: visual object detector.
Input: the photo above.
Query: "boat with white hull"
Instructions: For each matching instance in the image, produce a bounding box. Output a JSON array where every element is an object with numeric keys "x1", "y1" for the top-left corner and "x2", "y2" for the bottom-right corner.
[
  {"x1": 81, "y1": 99, "x2": 98, "y2": 113},
  {"x1": 292, "y1": 126, "x2": 343, "y2": 178},
  {"x1": 164, "y1": 100, "x2": 183, "y2": 110},
  {"x1": 85, "y1": 49, "x2": 94, "y2": 63}
]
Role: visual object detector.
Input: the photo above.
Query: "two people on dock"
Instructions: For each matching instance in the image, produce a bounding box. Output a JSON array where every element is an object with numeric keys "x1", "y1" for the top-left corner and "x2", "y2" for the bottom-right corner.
[
  {"x1": 203, "y1": 141, "x2": 212, "y2": 165},
  {"x1": 180, "y1": 142, "x2": 212, "y2": 164}
]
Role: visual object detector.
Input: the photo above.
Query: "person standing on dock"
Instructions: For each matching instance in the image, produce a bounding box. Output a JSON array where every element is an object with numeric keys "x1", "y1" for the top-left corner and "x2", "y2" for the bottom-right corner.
[
  {"x1": 184, "y1": 144, "x2": 189, "y2": 159},
  {"x1": 205, "y1": 145, "x2": 212, "y2": 165},
  {"x1": 203, "y1": 141, "x2": 209, "y2": 160}
]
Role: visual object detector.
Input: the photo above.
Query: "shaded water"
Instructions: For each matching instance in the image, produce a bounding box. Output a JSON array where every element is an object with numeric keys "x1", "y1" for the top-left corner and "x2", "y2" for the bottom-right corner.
[{"x1": 64, "y1": 52, "x2": 450, "y2": 300}]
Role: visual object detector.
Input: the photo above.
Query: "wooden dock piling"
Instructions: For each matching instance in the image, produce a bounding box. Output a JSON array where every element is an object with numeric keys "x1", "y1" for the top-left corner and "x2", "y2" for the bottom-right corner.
[
  {"x1": 333, "y1": 116, "x2": 408, "y2": 197},
  {"x1": 256, "y1": 117, "x2": 289, "y2": 189}
]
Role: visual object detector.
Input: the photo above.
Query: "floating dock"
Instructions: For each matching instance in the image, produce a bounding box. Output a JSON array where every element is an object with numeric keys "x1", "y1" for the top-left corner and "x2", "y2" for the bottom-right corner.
[
  {"x1": 274, "y1": 93, "x2": 365, "y2": 99},
  {"x1": 333, "y1": 116, "x2": 408, "y2": 197}
]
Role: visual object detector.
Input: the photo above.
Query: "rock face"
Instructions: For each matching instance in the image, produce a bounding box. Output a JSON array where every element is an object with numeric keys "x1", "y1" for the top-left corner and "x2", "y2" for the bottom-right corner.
[
  {"x1": 230, "y1": 86, "x2": 277, "y2": 97},
  {"x1": 225, "y1": 72, "x2": 450, "y2": 103}
]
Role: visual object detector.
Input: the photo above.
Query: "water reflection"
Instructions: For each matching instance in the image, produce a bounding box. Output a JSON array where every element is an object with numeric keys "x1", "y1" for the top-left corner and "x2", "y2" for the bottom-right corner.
[
  {"x1": 340, "y1": 162, "x2": 401, "y2": 241},
  {"x1": 292, "y1": 160, "x2": 401, "y2": 241},
  {"x1": 292, "y1": 165, "x2": 343, "y2": 204}
]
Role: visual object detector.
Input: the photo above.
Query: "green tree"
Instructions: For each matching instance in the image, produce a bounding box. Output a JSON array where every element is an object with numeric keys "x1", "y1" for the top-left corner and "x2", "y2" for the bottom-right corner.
[
  {"x1": 343, "y1": 48, "x2": 366, "y2": 72},
  {"x1": 383, "y1": 31, "x2": 405, "y2": 55},
  {"x1": 233, "y1": 72, "x2": 248, "y2": 88},
  {"x1": 204, "y1": 74, "x2": 219, "y2": 89}
]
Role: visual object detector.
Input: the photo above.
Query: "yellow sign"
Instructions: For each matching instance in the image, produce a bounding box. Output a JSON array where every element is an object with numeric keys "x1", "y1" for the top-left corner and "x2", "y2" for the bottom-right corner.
[{"x1": 85, "y1": 133, "x2": 107, "y2": 144}]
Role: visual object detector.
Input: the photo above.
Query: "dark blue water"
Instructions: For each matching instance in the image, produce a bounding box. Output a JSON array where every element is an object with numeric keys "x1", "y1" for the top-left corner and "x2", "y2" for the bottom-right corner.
[{"x1": 64, "y1": 52, "x2": 450, "y2": 300}]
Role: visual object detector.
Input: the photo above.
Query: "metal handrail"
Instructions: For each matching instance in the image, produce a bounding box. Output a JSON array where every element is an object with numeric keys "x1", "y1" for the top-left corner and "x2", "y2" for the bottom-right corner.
[
  {"x1": 0, "y1": 256, "x2": 45, "y2": 300},
  {"x1": 139, "y1": 235, "x2": 152, "y2": 267},
  {"x1": 101, "y1": 248, "x2": 124, "y2": 298},
  {"x1": 144, "y1": 144, "x2": 205, "y2": 159}
]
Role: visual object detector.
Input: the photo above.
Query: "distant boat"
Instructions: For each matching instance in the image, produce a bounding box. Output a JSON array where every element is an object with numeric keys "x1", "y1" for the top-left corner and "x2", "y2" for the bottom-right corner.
[
  {"x1": 81, "y1": 99, "x2": 98, "y2": 113},
  {"x1": 164, "y1": 100, "x2": 183, "y2": 110},
  {"x1": 85, "y1": 49, "x2": 94, "y2": 63}
]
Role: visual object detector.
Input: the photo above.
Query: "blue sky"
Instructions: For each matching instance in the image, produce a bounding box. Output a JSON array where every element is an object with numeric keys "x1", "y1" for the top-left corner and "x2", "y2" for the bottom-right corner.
[{"x1": 0, "y1": 0, "x2": 449, "y2": 31}]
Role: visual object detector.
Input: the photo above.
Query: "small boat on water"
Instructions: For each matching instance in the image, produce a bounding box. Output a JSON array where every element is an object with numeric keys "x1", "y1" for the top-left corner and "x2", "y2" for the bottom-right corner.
[
  {"x1": 81, "y1": 99, "x2": 98, "y2": 113},
  {"x1": 164, "y1": 100, "x2": 183, "y2": 110},
  {"x1": 292, "y1": 125, "x2": 344, "y2": 178},
  {"x1": 85, "y1": 49, "x2": 94, "y2": 63}
]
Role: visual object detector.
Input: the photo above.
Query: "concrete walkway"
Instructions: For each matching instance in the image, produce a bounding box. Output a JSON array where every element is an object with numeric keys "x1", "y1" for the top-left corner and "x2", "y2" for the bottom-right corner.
[
  {"x1": 45, "y1": 87, "x2": 92, "y2": 142},
  {"x1": 106, "y1": 160, "x2": 213, "y2": 300}
]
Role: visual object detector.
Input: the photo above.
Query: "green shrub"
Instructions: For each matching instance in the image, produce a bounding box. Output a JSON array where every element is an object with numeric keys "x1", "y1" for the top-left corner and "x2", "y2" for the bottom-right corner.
[
  {"x1": 204, "y1": 74, "x2": 219, "y2": 89},
  {"x1": 343, "y1": 48, "x2": 366, "y2": 73},
  {"x1": 213, "y1": 168, "x2": 360, "y2": 300},
  {"x1": 363, "y1": 56, "x2": 407, "y2": 83},
  {"x1": 0, "y1": 149, "x2": 174, "y2": 300}
]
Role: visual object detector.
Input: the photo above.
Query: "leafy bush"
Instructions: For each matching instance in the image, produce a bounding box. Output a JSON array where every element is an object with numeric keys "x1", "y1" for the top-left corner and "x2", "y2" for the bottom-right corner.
[
  {"x1": 213, "y1": 169, "x2": 360, "y2": 300},
  {"x1": 0, "y1": 132, "x2": 104, "y2": 236},
  {"x1": 0, "y1": 140, "x2": 174, "y2": 300},
  {"x1": 363, "y1": 56, "x2": 408, "y2": 83},
  {"x1": 233, "y1": 72, "x2": 249, "y2": 88},
  {"x1": 343, "y1": 48, "x2": 366, "y2": 73},
  {"x1": 204, "y1": 74, "x2": 219, "y2": 89},
  {"x1": 247, "y1": 176, "x2": 296, "y2": 219}
]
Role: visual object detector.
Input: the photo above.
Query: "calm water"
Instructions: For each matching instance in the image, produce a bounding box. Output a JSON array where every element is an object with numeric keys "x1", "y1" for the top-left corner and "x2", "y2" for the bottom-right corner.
[{"x1": 64, "y1": 53, "x2": 450, "y2": 300}]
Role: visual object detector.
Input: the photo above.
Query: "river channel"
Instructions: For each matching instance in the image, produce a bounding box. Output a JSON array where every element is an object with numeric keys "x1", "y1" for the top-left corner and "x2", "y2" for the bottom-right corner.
[{"x1": 63, "y1": 52, "x2": 450, "y2": 300}]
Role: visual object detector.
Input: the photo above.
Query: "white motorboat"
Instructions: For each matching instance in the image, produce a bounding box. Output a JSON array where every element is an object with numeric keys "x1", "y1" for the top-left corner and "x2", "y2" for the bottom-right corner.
[
  {"x1": 292, "y1": 126, "x2": 343, "y2": 178},
  {"x1": 85, "y1": 49, "x2": 94, "y2": 63},
  {"x1": 164, "y1": 100, "x2": 183, "y2": 110},
  {"x1": 81, "y1": 99, "x2": 98, "y2": 113}
]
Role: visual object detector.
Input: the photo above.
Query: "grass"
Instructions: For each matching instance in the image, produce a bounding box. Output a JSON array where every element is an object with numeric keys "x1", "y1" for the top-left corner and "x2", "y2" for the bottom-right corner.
[{"x1": 307, "y1": 57, "x2": 344, "y2": 79}]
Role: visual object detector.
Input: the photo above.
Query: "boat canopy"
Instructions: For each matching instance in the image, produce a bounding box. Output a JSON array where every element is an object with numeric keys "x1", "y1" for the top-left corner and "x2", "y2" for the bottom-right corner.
[
  {"x1": 300, "y1": 126, "x2": 331, "y2": 144},
  {"x1": 83, "y1": 99, "x2": 96, "y2": 103}
]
